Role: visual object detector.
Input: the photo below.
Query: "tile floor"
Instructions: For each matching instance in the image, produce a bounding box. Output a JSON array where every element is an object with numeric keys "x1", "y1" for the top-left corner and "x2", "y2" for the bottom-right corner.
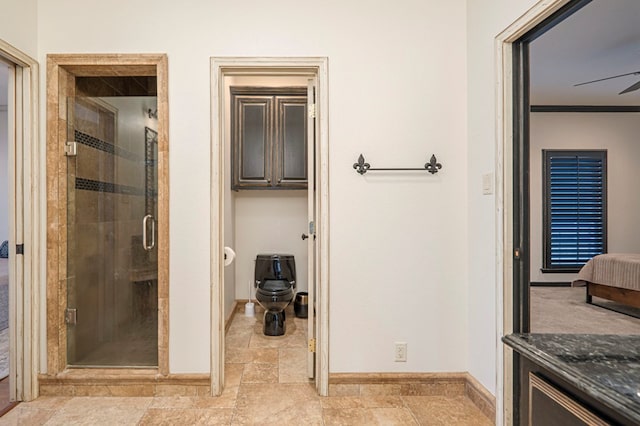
[{"x1": 0, "y1": 305, "x2": 492, "y2": 425}]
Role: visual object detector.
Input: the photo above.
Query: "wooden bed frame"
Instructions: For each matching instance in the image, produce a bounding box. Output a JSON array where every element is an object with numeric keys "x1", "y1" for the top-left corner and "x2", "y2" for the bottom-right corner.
[{"x1": 586, "y1": 282, "x2": 640, "y2": 310}]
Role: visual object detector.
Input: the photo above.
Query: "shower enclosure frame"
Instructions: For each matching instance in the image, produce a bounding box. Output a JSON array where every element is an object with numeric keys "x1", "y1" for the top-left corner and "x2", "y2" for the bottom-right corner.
[{"x1": 45, "y1": 54, "x2": 169, "y2": 379}]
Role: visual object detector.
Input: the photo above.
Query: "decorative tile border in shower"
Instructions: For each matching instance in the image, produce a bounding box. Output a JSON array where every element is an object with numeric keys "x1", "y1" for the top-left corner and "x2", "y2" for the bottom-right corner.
[
  {"x1": 75, "y1": 177, "x2": 146, "y2": 196},
  {"x1": 75, "y1": 130, "x2": 142, "y2": 162}
]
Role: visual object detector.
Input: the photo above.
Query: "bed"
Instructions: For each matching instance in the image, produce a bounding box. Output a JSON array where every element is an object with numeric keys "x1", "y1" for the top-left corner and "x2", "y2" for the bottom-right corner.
[{"x1": 572, "y1": 253, "x2": 640, "y2": 309}]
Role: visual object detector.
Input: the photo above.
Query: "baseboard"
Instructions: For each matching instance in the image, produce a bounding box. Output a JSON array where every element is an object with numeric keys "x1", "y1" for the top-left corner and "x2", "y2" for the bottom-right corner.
[
  {"x1": 328, "y1": 372, "x2": 495, "y2": 422},
  {"x1": 530, "y1": 281, "x2": 571, "y2": 287},
  {"x1": 225, "y1": 301, "x2": 238, "y2": 333},
  {"x1": 38, "y1": 371, "x2": 210, "y2": 397},
  {"x1": 464, "y1": 372, "x2": 497, "y2": 421}
]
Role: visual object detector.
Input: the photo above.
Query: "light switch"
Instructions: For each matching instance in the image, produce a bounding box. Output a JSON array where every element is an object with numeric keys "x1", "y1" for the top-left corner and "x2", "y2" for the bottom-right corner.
[{"x1": 482, "y1": 173, "x2": 494, "y2": 195}]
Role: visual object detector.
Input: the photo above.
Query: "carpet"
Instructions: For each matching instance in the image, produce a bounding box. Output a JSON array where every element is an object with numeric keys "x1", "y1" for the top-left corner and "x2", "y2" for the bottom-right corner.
[
  {"x1": 0, "y1": 281, "x2": 6, "y2": 331},
  {"x1": 0, "y1": 263, "x2": 6, "y2": 331},
  {"x1": 0, "y1": 329, "x2": 6, "y2": 378},
  {"x1": 530, "y1": 286, "x2": 640, "y2": 334},
  {"x1": 0, "y1": 259, "x2": 8, "y2": 379}
]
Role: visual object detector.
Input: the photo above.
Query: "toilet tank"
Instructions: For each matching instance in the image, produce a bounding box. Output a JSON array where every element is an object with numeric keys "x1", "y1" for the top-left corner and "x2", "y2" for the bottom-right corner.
[{"x1": 255, "y1": 254, "x2": 296, "y2": 286}]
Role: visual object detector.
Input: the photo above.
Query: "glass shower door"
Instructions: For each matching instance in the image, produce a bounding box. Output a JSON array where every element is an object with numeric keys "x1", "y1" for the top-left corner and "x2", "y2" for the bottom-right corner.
[{"x1": 66, "y1": 95, "x2": 158, "y2": 367}]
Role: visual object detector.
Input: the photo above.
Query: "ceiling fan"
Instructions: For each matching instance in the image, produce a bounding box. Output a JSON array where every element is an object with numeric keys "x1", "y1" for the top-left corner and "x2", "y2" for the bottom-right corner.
[{"x1": 574, "y1": 70, "x2": 640, "y2": 95}]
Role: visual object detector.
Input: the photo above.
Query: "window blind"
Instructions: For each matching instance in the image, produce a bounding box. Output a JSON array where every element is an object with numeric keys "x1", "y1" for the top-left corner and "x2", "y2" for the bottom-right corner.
[{"x1": 543, "y1": 151, "x2": 606, "y2": 270}]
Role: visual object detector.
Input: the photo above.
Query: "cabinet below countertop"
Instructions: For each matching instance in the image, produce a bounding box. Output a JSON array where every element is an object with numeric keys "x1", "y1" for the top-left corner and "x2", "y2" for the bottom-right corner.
[{"x1": 503, "y1": 333, "x2": 640, "y2": 425}]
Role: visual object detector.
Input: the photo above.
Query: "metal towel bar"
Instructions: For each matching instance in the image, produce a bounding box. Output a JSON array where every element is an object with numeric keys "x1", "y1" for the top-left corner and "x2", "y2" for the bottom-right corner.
[{"x1": 353, "y1": 153, "x2": 442, "y2": 175}]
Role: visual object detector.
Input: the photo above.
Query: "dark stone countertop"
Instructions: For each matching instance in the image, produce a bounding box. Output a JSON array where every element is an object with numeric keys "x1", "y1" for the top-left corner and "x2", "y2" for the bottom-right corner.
[{"x1": 503, "y1": 333, "x2": 640, "y2": 424}]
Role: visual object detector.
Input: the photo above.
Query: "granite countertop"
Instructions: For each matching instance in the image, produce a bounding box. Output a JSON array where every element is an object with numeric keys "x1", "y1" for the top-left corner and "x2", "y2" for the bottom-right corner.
[{"x1": 503, "y1": 333, "x2": 640, "y2": 424}]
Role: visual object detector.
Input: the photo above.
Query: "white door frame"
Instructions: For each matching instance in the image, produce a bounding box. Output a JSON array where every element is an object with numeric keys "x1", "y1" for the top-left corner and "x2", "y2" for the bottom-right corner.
[
  {"x1": 0, "y1": 39, "x2": 40, "y2": 402},
  {"x1": 495, "y1": 1, "x2": 572, "y2": 424},
  {"x1": 210, "y1": 57, "x2": 330, "y2": 396}
]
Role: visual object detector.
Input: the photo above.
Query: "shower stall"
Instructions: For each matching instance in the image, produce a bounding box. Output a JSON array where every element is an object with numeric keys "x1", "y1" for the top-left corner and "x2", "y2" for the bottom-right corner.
[{"x1": 65, "y1": 77, "x2": 158, "y2": 367}]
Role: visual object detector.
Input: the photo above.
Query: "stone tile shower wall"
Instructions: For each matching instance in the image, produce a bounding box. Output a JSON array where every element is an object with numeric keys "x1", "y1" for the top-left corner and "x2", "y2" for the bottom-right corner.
[{"x1": 67, "y1": 96, "x2": 156, "y2": 365}]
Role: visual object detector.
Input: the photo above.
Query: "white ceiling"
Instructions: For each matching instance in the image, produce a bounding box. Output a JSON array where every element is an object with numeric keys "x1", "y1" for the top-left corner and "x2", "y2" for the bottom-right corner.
[{"x1": 530, "y1": 0, "x2": 640, "y2": 105}]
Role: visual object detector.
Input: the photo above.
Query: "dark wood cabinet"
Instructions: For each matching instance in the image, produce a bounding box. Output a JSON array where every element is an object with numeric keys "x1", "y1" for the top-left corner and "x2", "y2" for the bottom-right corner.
[
  {"x1": 231, "y1": 87, "x2": 307, "y2": 190},
  {"x1": 528, "y1": 373, "x2": 608, "y2": 425},
  {"x1": 503, "y1": 334, "x2": 640, "y2": 426},
  {"x1": 516, "y1": 355, "x2": 630, "y2": 425}
]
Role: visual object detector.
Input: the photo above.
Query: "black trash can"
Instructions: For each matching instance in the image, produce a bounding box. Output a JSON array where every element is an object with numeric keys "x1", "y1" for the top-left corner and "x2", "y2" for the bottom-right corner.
[{"x1": 294, "y1": 292, "x2": 308, "y2": 318}]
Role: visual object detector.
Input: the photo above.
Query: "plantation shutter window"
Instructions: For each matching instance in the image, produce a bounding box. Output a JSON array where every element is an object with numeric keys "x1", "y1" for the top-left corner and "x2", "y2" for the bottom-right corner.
[{"x1": 542, "y1": 150, "x2": 607, "y2": 272}]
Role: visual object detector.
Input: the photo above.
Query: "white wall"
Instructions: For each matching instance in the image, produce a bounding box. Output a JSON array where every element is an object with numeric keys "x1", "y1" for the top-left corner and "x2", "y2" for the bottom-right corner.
[
  {"x1": 530, "y1": 113, "x2": 640, "y2": 283},
  {"x1": 234, "y1": 192, "x2": 308, "y2": 300},
  {"x1": 466, "y1": 0, "x2": 540, "y2": 396},
  {"x1": 38, "y1": 0, "x2": 469, "y2": 375},
  {"x1": 103, "y1": 97, "x2": 158, "y2": 148},
  {"x1": 0, "y1": 108, "x2": 7, "y2": 243},
  {"x1": 0, "y1": 0, "x2": 38, "y2": 58}
]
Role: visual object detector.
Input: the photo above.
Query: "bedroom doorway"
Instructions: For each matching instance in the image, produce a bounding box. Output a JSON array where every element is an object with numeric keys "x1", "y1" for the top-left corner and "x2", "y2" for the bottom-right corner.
[
  {"x1": 498, "y1": 0, "x2": 640, "y2": 423},
  {"x1": 511, "y1": 0, "x2": 591, "y2": 335},
  {"x1": 512, "y1": 0, "x2": 640, "y2": 335}
]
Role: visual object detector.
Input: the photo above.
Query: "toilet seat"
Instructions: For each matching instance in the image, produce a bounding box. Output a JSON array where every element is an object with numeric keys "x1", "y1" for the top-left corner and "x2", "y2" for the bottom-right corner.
[{"x1": 257, "y1": 279, "x2": 294, "y2": 293}]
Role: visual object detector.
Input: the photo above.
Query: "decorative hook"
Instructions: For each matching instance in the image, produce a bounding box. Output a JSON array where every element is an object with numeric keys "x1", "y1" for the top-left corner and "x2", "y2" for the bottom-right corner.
[
  {"x1": 353, "y1": 154, "x2": 371, "y2": 175},
  {"x1": 425, "y1": 154, "x2": 442, "y2": 174}
]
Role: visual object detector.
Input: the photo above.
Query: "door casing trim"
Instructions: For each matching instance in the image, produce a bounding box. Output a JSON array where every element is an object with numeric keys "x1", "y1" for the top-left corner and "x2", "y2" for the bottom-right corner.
[
  {"x1": 495, "y1": 1, "x2": 574, "y2": 424},
  {"x1": 210, "y1": 57, "x2": 330, "y2": 396},
  {"x1": 45, "y1": 53, "x2": 169, "y2": 376},
  {"x1": 0, "y1": 39, "x2": 40, "y2": 402}
]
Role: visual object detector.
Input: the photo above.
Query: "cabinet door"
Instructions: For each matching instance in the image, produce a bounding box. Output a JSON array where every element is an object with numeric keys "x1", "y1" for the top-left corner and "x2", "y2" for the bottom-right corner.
[
  {"x1": 232, "y1": 95, "x2": 273, "y2": 189},
  {"x1": 276, "y1": 96, "x2": 307, "y2": 188},
  {"x1": 529, "y1": 374, "x2": 609, "y2": 426}
]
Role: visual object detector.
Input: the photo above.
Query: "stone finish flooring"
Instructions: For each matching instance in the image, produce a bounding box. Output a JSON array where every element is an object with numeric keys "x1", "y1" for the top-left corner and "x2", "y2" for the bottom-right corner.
[
  {"x1": 0, "y1": 259, "x2": 7, "y2": 378},
  {"x1": 0, "y1": 305, "x2": 492, "y2": 425},
  {"x1": 0, "y1": 258, "x2": 8, "y2": 415}
]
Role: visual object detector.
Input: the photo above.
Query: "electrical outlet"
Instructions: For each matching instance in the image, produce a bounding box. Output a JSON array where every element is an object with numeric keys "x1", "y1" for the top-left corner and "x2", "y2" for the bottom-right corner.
[{"x1": 394, "y1": 342, "x2": 407, "y2": 362}]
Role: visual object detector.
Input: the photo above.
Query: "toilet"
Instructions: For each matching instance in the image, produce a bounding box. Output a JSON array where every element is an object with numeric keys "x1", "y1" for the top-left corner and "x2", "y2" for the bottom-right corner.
[{"x1": 254, "y1": 254, "x2": 296, "y2": 336}]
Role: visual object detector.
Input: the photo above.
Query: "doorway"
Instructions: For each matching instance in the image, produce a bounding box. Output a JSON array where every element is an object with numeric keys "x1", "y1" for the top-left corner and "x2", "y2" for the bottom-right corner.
[
  {"x1": 46, "y1": 54, "x2": 169, "y2": 377},
  {"x1": 210, "y1": 57, "x2": 329, "y2": 396},
  {"x1": 0, "y1": 38, "x2": 40, "y2": 405},
  {"x1": 523, "y1": 0, "x2": 640, "y2": 335},
  {"x1": 495, "y1": 0, "x2": 640, "y2": 423},
  {"x1": 0, "y1": 57, "x2": 11, "y2": 412}
]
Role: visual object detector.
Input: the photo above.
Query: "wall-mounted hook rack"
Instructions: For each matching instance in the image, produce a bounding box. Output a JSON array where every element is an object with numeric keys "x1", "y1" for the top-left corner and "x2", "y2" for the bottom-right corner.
[{"x1": 353, "y1": 153, "x2": 442, "y2": 175}]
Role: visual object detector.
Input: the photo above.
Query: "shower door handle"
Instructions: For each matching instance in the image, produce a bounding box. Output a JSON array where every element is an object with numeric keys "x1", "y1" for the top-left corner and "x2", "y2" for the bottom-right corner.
[{"x1": 143, "y1": 214, "x2": 155, "y2": 251}]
